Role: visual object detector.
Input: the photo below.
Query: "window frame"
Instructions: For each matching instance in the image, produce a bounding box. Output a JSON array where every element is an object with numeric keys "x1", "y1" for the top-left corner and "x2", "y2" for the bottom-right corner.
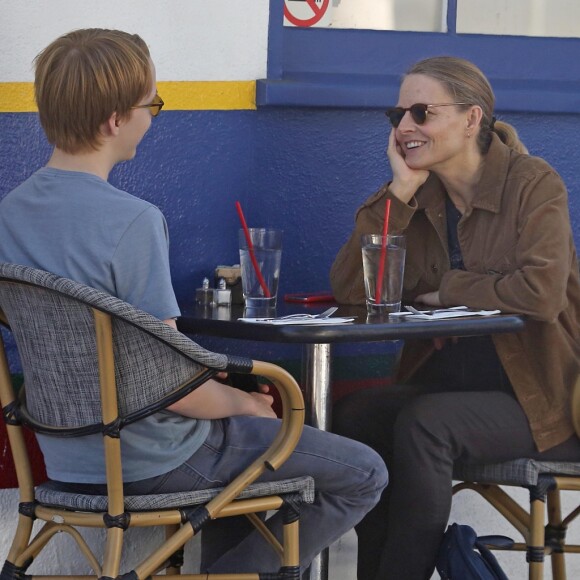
[{"x1": 257, "y1": 0, "x2": 580, "y2": 113}]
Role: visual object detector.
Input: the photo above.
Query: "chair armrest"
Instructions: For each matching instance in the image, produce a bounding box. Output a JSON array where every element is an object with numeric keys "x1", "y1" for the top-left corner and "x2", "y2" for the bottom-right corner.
[
  {"x1": 202, "y1": 360, "x2": 305, "y2": 519},
  {"x1": 251, "y1": 361, "x2": 305, "y2": 471}
]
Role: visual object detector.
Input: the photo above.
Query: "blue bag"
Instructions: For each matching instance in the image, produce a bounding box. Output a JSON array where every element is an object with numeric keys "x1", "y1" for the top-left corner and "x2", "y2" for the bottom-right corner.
[{"x1": 436, "y1": 523, "x2": 514, "y2": 579}]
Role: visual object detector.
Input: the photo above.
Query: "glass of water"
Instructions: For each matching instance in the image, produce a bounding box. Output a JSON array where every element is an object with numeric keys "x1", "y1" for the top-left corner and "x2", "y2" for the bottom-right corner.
[
  {"x1": 361, "y1": 234, "x2": 406, "y2": 313},
  {"x1": 239, "y1": 228, "x2": 282, "y2": 308}
]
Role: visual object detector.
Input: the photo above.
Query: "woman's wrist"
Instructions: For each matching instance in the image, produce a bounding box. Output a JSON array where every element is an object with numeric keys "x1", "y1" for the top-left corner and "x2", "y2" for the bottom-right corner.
[{"x1": 389, "y1": 179, "x2": 419, "y2": 204}]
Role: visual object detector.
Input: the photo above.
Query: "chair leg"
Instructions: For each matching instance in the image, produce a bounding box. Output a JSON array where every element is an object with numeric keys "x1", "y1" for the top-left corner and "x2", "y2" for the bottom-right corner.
[
  {"x1": 279, "y1": 496, "x2": 302, "y2": 579},
  {"x1": 165, "y1": 524, "x2": 184, "y2": 576},
  {"x1": 0, "y1": 560, "x2": 31, "y2": 580},
  {"x1": 3, "y1": 511, "x2": 34, "y2": 571},
  {"x1": 101, "y1": 526, "x2": 125, "y2": 579},
  {"x1": 546, "y1": 489, "x2": 567, "y2": 580},
  {"x1": 528, "y1": 495, "x2": 546, "y2": 580}
]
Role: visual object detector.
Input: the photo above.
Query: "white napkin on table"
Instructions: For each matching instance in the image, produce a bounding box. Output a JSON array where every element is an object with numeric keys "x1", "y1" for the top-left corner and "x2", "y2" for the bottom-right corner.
[
  {"x1": 238, "y1": 317, "x2": 355, "y2": 325},
  {"x1": 390, "y1": 307, "x2": 501, "y2": 321}
]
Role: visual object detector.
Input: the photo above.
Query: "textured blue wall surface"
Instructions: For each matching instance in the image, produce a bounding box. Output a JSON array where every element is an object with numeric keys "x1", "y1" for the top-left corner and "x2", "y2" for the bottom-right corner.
[
  {"x1": 1, "y1": 109, "x2": 579, "y2": 297},
  {"x1": 1, "y1": 108, "x2": 579, "y2": 362},
  {"x1": 251, "y1": 108, "x2": 580, "y2": 289}
]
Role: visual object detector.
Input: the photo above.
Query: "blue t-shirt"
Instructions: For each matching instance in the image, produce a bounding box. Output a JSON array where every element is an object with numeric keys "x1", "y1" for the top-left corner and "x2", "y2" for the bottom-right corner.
[{"x1": 0, "y1": 167, "x2": 210, "y2": 482}]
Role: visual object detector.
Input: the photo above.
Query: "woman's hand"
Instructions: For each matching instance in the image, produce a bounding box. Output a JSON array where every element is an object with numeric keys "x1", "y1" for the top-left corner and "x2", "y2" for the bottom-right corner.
[
  {"x1": 414, "y1": 291, "x2": 458, "y2": 350},
  {"x1": 387, "y1": 129, "x2": 429, "y2": 204},
  {"x1": 415, "y1": 291, "x2": 442, "y2": 307}
]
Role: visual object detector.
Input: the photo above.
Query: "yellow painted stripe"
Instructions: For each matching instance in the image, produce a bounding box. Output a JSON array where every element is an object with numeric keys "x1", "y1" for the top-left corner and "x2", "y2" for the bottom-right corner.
[
  {"x1": 158, "y1": 81, "x2": 256, "y2": 110},
  {"x1": 0, "y1": 81, "x2": 256, "y2": 113},
  {"x1": 0, "y1": 83, "x2": 35, "y2": 113}
]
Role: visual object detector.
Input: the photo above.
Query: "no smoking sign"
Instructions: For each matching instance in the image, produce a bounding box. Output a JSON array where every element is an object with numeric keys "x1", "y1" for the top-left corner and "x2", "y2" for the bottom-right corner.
[{"x1": 284, "y1": 0, "x2": 331, "y2": 28}]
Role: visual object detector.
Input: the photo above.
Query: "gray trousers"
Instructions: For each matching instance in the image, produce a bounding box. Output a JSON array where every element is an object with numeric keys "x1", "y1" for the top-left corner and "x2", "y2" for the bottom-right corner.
[
  {"x1": 332, "y1": 337, "x2": 580, "y2": 580},
  {"x1": 49, "y1": 413, "x2": 387, "y2": 575},
  {"x1": 128, "y1": 415, "x2": 387, "y2": 574}
]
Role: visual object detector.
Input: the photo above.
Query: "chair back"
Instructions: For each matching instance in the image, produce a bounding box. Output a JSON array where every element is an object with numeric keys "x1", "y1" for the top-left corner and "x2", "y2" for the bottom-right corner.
[
  {"x1": 0, "y1": 263, "x2": 311, "y2": 579},
  {"x1": 0, "y1": 263, "x2": 228, "y2": 434}
]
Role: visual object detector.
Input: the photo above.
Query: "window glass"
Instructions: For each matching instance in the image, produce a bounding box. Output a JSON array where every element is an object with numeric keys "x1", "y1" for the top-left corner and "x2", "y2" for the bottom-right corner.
[
  {"x1": 283, "y1": 0, "x2": 447, "y2": 32},
  {"x1": 282, "y1": 0, "x2": 580, "y2": 38},
  {"x1": 457, "y1": 0, "x2": 580, "y2": 38}
]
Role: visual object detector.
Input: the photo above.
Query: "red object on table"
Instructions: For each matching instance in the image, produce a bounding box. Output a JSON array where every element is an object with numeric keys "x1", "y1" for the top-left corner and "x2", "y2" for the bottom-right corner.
[{"x1": 284, "y1": 292, "x2": 335, "y2": 303}]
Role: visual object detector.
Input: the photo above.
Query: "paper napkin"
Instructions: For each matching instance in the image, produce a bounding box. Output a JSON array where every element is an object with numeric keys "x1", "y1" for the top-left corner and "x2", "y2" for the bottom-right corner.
[{"x1": 238, "y1": 317, "x2": 355, "y2": 325}]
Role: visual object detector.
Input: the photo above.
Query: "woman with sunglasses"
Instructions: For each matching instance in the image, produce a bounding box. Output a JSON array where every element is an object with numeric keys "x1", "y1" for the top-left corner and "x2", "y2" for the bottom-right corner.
[{"x1": 330, "y1": 56, "x2": 580, "y2": 579}]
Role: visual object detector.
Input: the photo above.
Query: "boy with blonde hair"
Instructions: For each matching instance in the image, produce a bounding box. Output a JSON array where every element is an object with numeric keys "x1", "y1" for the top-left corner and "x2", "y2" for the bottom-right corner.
[{"x1": 0, "y1": 29, "x2": 387, "y2": 575}]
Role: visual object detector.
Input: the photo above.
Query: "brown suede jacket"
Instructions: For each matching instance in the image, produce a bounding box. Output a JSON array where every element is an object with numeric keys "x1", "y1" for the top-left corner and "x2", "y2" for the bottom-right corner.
[{"x1": 330, "y1": 135, "x2": 580, "y2": 452}]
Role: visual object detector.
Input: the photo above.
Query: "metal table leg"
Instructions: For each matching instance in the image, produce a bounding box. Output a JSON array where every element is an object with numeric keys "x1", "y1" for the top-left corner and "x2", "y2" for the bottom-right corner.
[
  {"x1": 303, "y1": 343, "x2": 333, "y2": 430},
  {"x1": 302, "y1": 343, "x2": 332, "y2": 580}
]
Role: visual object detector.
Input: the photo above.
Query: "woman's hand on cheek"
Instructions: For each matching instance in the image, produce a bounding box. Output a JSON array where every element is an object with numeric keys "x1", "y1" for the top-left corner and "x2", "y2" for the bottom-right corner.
[{"x1": 387, "y1": 129, "x2": 429, "y2": 204}]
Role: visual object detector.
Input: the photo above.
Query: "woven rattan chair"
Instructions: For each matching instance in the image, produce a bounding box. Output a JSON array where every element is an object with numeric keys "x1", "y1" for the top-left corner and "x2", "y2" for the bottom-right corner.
[
  {"x1": 0, "y1": 263, "x2": 313, "y2": 580},
  {"x1": 452, "y1": 374, "x2": 580, "y2": 580}
]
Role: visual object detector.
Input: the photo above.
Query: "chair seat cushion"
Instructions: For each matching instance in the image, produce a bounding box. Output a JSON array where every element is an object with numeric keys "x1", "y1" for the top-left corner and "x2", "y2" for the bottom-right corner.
[
  {"x1": 36, "y1": 475, "x2": 315, "y2": 512},
  {"x1": 453, "y1": 458, "x2": 580, "y2": 487}
]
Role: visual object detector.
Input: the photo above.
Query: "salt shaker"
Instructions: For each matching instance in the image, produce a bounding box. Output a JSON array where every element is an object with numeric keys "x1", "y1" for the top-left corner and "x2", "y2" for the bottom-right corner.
[
  {"x1": 213, "y1": 277, "x2": 232, "y2": 306},
  {"x1": 196, "y1": 277, "x2": 213, "y2": 306}
]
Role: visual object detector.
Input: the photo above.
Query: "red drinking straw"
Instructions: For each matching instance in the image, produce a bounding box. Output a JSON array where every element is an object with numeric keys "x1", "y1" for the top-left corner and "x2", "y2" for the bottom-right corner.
[
  {"x1": 235, "y1": 201, "x2": 271, "y2": 298},
  {"x1": 375, "y1": 198, "x2": 392, "y2": 304}
]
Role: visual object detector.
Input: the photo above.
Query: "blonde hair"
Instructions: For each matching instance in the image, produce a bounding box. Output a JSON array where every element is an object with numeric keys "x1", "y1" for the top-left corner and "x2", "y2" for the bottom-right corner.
[
  {"x1": 34, "y1": 29, "x2": 152, "y2": 154},
  {"x1": 493, "y1": 121, "x2": 528, "y2": 154},
  {"x1": 406, "y1": 56, "x2": 527, "y2": 154}
]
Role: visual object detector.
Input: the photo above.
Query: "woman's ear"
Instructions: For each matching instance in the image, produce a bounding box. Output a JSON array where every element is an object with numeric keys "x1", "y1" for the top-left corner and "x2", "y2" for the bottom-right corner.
[{"x1": 467, "y1": 105, "x2": 483, "y2": 133}]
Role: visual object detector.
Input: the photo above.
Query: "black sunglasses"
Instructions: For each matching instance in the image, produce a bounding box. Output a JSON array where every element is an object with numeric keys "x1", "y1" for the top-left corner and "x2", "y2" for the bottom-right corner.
[
  {"x1": 132, "y1": 93, "x2": 164, "y2": 117},
  {"x1": 385, "y1": 102, "x2": 471, "y2": 128}
]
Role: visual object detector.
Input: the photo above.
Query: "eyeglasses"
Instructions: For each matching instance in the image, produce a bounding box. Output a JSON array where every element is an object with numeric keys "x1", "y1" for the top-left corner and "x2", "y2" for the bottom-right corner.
[
  {"x1": 385, "y1": 103, "x2": 471, "y2": 128},
  {"x1": 132, "y1": 93, "x2": 164, "y2": 117}
]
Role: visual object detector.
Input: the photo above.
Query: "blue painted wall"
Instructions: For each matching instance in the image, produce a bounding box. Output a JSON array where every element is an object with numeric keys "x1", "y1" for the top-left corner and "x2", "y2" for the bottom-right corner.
[
  {"x1": 6, "y1": 108, "x2": 577, "y2": 302},
  {"x1": 1, "y1": 107, "x2": 579, "y2": 364}
]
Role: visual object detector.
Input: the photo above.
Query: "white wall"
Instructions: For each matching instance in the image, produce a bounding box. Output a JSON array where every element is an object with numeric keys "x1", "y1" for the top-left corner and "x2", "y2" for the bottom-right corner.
[{"x1": 0, "y1": 0, "x2": 269, "y2": 82}]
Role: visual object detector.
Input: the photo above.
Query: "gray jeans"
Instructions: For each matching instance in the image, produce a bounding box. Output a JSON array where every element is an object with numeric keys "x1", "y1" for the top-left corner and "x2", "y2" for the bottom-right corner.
[
  {"x1": 125, "y1": 415, "x2": 387, "y2": 574},
  {"x1": 333, "y1": 336, "x2": 580, "y2": 580}
]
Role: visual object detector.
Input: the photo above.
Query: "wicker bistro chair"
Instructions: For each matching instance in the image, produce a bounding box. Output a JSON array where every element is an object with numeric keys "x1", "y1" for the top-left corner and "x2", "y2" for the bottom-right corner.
[
  {"x1": 0, "y1": 263, "x2": 314, "y2": 580},
  {"x1": 452, "y1": 373, "x2": 580, "y2": 580}
]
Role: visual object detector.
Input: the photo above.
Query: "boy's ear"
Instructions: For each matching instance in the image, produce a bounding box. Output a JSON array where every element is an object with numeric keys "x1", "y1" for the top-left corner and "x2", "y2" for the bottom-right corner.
[{"x1": 103, "y1": 112, "x2": 121, "y2": 136}]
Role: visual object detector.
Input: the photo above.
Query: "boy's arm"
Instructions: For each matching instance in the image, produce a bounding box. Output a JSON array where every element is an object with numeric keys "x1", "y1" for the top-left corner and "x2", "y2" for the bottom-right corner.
[
  {"x1": 159, "y1": 318, "x2": 275, "y2": 419},
  {"x1": 166, "y1": 379, "x2": 276, "y2": 419}
]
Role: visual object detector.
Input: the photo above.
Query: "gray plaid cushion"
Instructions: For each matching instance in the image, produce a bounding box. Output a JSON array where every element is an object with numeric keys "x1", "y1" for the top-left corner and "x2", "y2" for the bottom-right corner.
[
  {"x1": 0, "y1": 263, "x2": 231, "y2": 427},
  {"x1": 453, "y1": 458, "x2": 580, "y2": 487},
  {"x1": 35, "y1": 476, "x2": 315, "y2": 512}
]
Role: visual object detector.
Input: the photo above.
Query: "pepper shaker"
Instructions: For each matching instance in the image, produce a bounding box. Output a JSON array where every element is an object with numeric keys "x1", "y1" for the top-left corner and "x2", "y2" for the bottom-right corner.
[{"x1": 214, "y1": 277, "x2": 232, "y2": 306}]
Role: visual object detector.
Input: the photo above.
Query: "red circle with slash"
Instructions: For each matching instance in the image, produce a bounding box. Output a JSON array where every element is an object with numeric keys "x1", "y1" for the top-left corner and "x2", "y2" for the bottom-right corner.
[{"x1": 284, "y1": 0, "x2": 331, "y2": 27}]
